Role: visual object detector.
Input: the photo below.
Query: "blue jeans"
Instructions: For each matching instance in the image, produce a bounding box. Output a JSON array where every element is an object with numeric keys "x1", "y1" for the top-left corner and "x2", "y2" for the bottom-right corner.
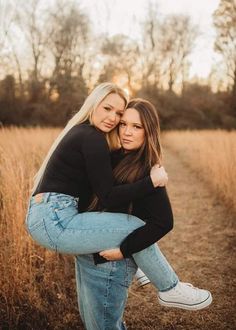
[
  {"x1": 25, "y1": 192, "x2": 178, "y2": 291},
  {"x1": 75, "y1": 254, "x2": 137, "y2": 330}
]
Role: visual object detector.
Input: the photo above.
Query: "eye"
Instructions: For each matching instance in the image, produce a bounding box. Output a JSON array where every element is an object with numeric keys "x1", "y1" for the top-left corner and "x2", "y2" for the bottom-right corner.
[
  {"x1": 134, "y1": 125, "x2": 142, "y2": 129},
  {"x1": 119, "y1": 122, "x2": 126, "y2": 127},
  {"x1": 104, "y1": 106, "x2": 111, "y2": 111},
  {"x1": 116, "y1": 112, "x2": 124, "y2": 117}
]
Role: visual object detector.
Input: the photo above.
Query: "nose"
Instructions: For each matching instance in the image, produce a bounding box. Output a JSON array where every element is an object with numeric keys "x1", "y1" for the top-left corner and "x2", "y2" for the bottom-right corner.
[
  {"x1": 124, "y1": 126, "x2": 132, "y2": 135},
  {"x1": 108, "y1": 111, "x2": 116, "y2": 122}
]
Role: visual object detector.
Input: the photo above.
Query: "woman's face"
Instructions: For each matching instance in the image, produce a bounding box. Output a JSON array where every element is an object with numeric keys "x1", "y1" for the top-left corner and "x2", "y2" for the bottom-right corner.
[
  {"x1": 92, "y1": 93, "x2": 125, "y2": 132},
  {"x1": 119, "y1": 108, "x2": 145, "y2": 151}
]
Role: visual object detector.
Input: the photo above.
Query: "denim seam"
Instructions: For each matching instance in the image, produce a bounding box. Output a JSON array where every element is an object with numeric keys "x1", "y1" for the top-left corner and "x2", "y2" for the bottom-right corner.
[
  {"x1": 124, "y1": 260, "x2": 129, "y2": 287},
  {"x1": 133, "y1": 244, "x2": 179, "y2": 292},
  {"x1": 57, "y1": 228, "x2": 131, "y2": 233},
  {"x1": 103, "y1": 263, "x2": 118, "y2": 330},
  {"x1": 103, "y1": 270, "x2": 112, "y2": 330},
  {"x1": 149, "y1": 244, "x2": 170, "y2": 272},
  {"x1": 27, "y1": 220, "x2": 43, "y2": 235},
  {"x1": 42, "y1": 218, "x2": 56, "y2": 250}
]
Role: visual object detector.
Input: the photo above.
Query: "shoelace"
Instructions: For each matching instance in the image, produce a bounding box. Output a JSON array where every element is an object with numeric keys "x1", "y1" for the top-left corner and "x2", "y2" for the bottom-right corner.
[{"x1": 182, "y1": 282, "x2": 198, "y2": 290}]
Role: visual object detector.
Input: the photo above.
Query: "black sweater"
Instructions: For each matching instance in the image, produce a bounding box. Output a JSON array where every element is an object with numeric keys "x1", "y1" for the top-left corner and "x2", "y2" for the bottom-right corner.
[
  {"x1": 34, "y1": 122, "x2": 155, "y2": 210},
  {"x1": 94, "y1": 150, "x2": 174, "y2": 262}
]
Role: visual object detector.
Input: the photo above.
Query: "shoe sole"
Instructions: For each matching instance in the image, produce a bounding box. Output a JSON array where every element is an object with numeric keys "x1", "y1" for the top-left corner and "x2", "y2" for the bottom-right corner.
[{"x1": 158, "y1": 292, "x2": 212, "y2": 311}]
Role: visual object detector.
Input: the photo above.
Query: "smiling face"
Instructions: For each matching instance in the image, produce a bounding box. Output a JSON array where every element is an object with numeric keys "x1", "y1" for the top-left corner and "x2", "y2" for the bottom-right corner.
[
  {"x1": 119, "y1": 107, "x2": 145, "y2": 151},
  {"x1": 92, "y1": 93, "x2": 126, "y2": 133}
]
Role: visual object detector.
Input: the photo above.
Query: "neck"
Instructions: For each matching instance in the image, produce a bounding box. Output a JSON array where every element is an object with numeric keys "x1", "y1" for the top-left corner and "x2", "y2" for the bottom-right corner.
[{"x1": 121, "y1": 147, "x2": 139, "y2": 154}]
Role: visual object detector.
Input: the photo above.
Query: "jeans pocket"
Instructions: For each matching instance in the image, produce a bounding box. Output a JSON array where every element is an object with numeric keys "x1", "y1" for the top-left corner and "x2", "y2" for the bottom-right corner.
[{"x1": 48, "y1": 200, "x2": 78, "y2": 227}]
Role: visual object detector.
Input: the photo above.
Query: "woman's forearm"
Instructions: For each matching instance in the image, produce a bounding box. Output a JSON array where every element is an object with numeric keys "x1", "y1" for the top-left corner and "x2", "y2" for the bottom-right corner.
[{"x1": 120, "y1": 187, "x2": 174, "y2": 257}]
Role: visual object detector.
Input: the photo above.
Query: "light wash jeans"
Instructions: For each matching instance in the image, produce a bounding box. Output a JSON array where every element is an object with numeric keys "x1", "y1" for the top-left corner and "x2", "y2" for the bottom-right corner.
[
  {"x1": 75, "y1": 254, "x2": 137, "y2": 330},
  {"x1": 26, "y1": 192, "x2": 178, "y2": 291}
]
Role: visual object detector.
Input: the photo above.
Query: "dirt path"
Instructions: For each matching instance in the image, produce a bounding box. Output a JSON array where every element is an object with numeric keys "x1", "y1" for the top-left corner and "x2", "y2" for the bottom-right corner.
[{"x1": 125, "y1": 147, "x2": 236, "y2": 330}]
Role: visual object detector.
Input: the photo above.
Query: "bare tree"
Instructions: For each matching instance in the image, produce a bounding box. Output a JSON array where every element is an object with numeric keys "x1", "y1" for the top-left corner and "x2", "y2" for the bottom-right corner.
[
  {"x1": 140, "y1": 6, "x2": 197, "y2": 94},
  {"x1": 140, "y1": 2, "x2": 162, "y2": 89},
  {"x1": 99, "y1": 34, "x2": 140, "y2": 93},
  {"x1": 6, "y1": 35, "x2": 24, "y2": 98},
  {"x1": 12, "y1": 0, "x2": 50, "y2": 102},
  {"x1": 0, "y1": 1, "x2": 15, "y2": 67},
  {"x1": 46, "y1": 0, "x2": 90, "y2": 100},
  {"x1": 0, "y1": 0, "x2": 8, "y2": 54},
  {"x1": 213, "y1": 0, "x2": 236, "y2": 114},
  {"x1": 15, "y1": 0, "x2": 47, "y2": 82},
  {"x1": 92, "y1": 0, "x2": 114, "y2": 37},
  {"x1": 0, "y1": 1, "x2": 25, "y2": 97},
  {"x1": 159, "y1": 15, "x2": 198, "y2": 93}
]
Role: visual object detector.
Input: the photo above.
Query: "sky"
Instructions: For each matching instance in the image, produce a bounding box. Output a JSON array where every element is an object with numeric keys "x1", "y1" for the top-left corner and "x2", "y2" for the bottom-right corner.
[{"x1": 79, "y1": 0, "x2": 221, "y2": 79}]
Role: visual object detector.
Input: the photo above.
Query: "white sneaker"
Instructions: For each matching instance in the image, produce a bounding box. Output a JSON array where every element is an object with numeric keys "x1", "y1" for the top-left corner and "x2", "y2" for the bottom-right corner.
[
  {"x1": 158, "y1": 282, "x2": 212, "y2": 310},
  {"x1": 135, "y1": 268, "x2": 151, "y2": 287}
]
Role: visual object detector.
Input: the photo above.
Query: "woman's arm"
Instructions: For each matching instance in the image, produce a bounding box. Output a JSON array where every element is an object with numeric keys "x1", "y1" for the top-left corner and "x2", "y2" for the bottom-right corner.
[
  {"x1": 82, "y1": 128, "x2": 166, "y2": 209},
  {"x1": 99, "y1": 187, "x2": 173, "y2": 260}
]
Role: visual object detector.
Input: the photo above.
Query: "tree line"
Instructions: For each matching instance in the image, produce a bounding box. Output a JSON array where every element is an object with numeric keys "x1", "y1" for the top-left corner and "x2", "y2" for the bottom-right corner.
[{"x1": 0, "y1": 0, "x2": 235, "y2": 129}]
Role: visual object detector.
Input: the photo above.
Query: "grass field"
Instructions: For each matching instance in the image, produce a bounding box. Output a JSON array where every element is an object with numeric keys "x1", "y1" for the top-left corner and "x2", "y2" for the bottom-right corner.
[
  {"x1": 162, "y1": 130, "x2": 236, "y2": 212},
  {"x1": 0, "y1": 128, "x2": 235, "y2": 329}
]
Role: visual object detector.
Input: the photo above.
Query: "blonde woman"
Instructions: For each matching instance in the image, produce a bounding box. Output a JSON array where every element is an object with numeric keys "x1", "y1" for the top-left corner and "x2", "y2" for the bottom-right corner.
[{"x1": 26, "y1": 83, "x2": 167, "y2": 254}]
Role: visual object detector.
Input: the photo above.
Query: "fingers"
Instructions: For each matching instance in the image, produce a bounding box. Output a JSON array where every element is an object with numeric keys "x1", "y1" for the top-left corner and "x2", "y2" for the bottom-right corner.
[
  {"x1": 151, "y1": 165, "x2": 168, "y2": 187},
  {"x1": 99, "y1": 249, "x2": 124, "y2": 261},
  {"x1": 99, "y1": 251, "x2": 108, "y2": 258},
  {"x1": 99, "y1": 252, "x2": 113, "y2": 261},
  {"x1": 99, "y1": 250, "x2": 113, "y2": 260}
]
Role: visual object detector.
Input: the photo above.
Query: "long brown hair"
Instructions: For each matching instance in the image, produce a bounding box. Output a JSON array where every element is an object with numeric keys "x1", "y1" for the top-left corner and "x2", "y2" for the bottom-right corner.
[
  {"x1": 88, "y1": 98, "x2": 162, "y2": 211},
  {"x1": 113, "y1": 98, "x2": 162, "y2": 185}
]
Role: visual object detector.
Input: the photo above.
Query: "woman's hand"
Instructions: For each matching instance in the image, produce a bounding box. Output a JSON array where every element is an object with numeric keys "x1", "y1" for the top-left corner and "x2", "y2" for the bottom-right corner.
[
  {"x1": 99, "y1": 248, "x2": 124, "y2": 260},
  {"x1": 150, "y1": 165, "x2": 168, "y2": 187}
]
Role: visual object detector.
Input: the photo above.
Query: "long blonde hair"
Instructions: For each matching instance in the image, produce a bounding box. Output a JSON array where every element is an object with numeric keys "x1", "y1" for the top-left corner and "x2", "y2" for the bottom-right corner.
[{"x1": 32, "y1": 82, "x2": 128, "y2": 194}]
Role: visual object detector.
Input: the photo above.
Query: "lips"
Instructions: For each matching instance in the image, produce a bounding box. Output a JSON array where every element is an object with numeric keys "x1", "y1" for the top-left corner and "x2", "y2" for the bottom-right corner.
[
  {"x1": 122, "y1": 139, "x2": 133, "y2": 143},
  {"x1": 103, "y1": 122, "x2": 115, "y2": 129}
]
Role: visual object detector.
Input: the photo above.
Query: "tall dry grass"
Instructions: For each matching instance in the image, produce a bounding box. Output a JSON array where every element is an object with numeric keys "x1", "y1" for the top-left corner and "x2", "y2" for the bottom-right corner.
[
  {"x1": 0, "y1": 127, "x2": 83, "y2": 329},
  {"x1": 163, "y1": 130, "x2": 236, "y2": 212}
]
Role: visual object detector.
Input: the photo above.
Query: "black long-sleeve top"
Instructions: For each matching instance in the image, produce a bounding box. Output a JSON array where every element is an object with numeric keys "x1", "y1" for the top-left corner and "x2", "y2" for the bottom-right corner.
[
  {"x1": 94, "y1": 149, "x2": 174, "y2": 262},
  {"x1": 33, "y1": 122, "x2": 155, "y2": 209}
]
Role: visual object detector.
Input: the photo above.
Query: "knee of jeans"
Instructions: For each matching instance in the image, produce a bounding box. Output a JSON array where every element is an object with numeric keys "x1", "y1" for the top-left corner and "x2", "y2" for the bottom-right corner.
[{"x1": 130, "y1": 213, "x2": 146, "y2": 224}]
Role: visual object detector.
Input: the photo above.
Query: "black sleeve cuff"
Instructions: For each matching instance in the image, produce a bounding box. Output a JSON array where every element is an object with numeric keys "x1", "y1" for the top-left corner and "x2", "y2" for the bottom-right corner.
[
  {"x1": 144, "y1": 175, "x2": 155, "y2": 193},
  {"x1": 93, "y1": 253, "x2": 110, "y2": 265},
  {"x1": 120, "y1": 241, "x2": 131, "y2": 258}
]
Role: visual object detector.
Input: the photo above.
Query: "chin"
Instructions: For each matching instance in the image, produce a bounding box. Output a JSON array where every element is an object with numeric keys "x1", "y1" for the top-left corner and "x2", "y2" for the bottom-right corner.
[
  {"x1": 97, "y1": 125, "x2": 111, "y2": 133},
  {"x1": 103, "y1": 127, "x2": 113, "y2": 133},
  {"x1": 124, "y1": 146, "x2": 134, "y2": 151}
]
